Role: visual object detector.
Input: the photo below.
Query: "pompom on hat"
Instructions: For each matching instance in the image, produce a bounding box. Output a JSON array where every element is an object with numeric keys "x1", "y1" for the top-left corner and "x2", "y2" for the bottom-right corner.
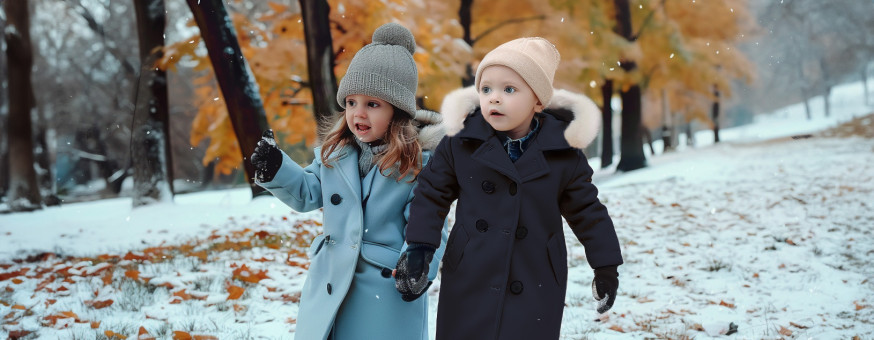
[
  {"x1": 336, "y1": 22, "x2": 419, "y2": 118},
  {"x1": 474, "y1": 37, "x2": 560, "y2": 106}
]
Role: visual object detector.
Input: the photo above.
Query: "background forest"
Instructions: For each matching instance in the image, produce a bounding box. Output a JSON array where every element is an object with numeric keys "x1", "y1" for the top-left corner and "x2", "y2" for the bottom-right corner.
[{"x1": 2, "y1": 0, "x2": 873, "y2": 210}]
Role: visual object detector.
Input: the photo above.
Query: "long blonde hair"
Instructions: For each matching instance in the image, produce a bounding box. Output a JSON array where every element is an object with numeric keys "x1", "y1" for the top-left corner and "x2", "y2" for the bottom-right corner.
[{"x1": 319, "y1": 107, "x2": 423, "y2": 181}]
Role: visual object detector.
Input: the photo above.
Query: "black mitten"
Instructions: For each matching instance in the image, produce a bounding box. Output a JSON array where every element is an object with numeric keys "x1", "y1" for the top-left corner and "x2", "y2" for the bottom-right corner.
[
  {"x1": 592, "y1": 265, "x2": 619, "y2": 313},
  {"x1": 395, "y1": 243, "x2": 436, "y2": 302},
  {"x1": 250, "y1": 129, "x2": 283, "y2": 183}
]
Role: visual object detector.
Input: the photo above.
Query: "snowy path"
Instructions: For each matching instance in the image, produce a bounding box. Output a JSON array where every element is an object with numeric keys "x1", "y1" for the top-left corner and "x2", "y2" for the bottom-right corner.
[{"x1": 562, "y1": 136, "x2": 874, "y2": 339}]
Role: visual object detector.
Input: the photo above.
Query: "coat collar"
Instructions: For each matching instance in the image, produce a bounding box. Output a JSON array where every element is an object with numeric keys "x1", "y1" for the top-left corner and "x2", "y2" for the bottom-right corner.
[{"x1": 440, "y1": 86, "x2": 602, "y2": 150}]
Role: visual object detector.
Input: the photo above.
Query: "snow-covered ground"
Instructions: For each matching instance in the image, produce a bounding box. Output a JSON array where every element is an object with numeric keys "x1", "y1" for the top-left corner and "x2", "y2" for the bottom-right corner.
[{"x1": 1, "y1": 81, "x2": 872, "y2": 339}]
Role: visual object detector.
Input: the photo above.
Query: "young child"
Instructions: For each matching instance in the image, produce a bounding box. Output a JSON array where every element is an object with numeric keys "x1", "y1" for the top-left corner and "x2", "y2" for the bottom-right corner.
[
  {"x1": 395, "y1": 37, "x2": 623, "y2": 339},
  {"x1": 251, "y1": 23, "x2": 447, "y2": 340}
]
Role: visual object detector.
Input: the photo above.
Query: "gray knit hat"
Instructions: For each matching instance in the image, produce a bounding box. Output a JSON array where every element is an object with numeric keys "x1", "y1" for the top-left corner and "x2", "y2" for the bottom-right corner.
[{"x1": 336, "y1": 22, "x2": 418, "y2": 118}]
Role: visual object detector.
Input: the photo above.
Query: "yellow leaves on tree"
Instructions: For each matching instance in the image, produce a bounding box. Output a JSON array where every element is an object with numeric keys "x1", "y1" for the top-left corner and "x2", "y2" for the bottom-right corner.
[{"x1": 161, "y1": 3, "x2": 317, "y2": 176}]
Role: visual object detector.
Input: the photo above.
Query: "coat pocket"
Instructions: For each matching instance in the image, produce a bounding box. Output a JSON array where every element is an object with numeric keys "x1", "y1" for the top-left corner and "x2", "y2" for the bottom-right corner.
[
  {"x1": 546, "y1": 233, "x2": 568, "y2": 285},
  {"x1": 360, "y1": 241, "x2": 401, "y2": 271},
  {"x1": 307, "y1": 234, "x2": 328, "y2": 259},
  {"x1": 442, "y1": 224, "x2": 470, "y2": 275}
]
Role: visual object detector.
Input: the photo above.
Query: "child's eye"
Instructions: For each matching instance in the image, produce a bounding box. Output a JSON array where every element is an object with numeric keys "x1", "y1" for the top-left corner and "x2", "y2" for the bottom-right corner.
[
  {"x1": 346, "y1": 99, "x2": 356, "y2": 107},
  {"x1": 481, "y1": 86, "x2": 491, "y2": 94},
  {"x1": 504, "y1": 86, "x2": 516, "y2": 94},
  {"x1": 367, "y1": 101, "x2": 380, "y2": 108}
]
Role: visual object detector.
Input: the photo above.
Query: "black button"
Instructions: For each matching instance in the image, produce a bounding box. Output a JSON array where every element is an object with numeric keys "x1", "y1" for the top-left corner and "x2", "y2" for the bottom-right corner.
[
  {"x1": 327, "y1": 283, "x2": 333, "y2": 294},
  {"x1": 476, "y1": 219, "x2": 489, "y2": 233},
  {"x1": 510, "y1": 281, "x2": 523, "y2": 294},
  {"x1": 381, "y1": 268, "x2": 392, "y2": 278},
  {"x1": 509, "y1": 183, "x2": 518, "y2": 195},
  {"x1": 481, "y1": 181, "x2": 495, "y2": 194},
  {"x1": 515, "y1": 226, "x2": 528, "y2": 240},
  {"x1": 330, "y1": 194, "x2": 342, "y2": 205}
]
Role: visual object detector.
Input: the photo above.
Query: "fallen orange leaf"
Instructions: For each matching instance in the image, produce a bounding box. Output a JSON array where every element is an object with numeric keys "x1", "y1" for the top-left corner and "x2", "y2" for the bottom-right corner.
[
  {"x1": 85, "y1": 299, "x2": 114, "y2": 309},
  {"x1": 173, "y1": 330, "x2": 193, "y2": 340},
  {"x1": 193, "y1": 335, "x2": 219, "y2": 340},
  {"x1": 778, "y1": 326, "x2": 792, "y2": 336},
  {"x1": 232, "y1": 264, "x2": 269, "y2": 284},
  {"x1": 719, "y1": 300, "x2": 736, "y2": 309},
  {"x1": 91, "y1": 321, "x2": 101, "y2": 329},
  {"x1": 789, "y1": 321, "x2": 808, "y2": 329},
  {"x1": 608, "y1": 325, "x2": 625, "y2": 333},
  {"x1": 855, "y1": 301, "x2": 868, "y2": 311},
  {"x1": 105, "y1": 330, "x2": 128, "y2": 339},
  {"x1": 227, "y1": 285, "x2": 244, "y2": 300},
  {"x1": 11, "y1": 304, "x2": 25, "y2": 310},
  {"x1": 125, "y1": 270, "x2": 140, "y2": 281},
  {"x1": 11, "y1": 278, "x2": 23, "y2": 284},
  {"x1": 138, "y1": 326, "x2": 157, "y2": 340}
]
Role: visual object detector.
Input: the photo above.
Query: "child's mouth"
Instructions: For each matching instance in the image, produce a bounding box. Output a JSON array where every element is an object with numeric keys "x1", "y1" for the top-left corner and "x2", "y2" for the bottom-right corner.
[
  {"x1": 489, "y1": 109, "x2": 504, "y2": 117},
  {"x1": 355, "y1": 123, "x2": 371, "y2": 133}
]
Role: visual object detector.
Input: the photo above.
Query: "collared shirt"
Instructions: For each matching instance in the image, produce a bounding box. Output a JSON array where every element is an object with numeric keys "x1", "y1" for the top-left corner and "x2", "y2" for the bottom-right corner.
[{"x1": 499, "y1": 118, "x2": 541, "y2": 162}]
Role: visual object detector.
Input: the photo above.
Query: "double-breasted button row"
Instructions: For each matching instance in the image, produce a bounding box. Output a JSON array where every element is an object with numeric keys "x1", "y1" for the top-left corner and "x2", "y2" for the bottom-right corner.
[
  {"x1": 510, "y1": 281, "x2": 523, "y2": 294},
  {"x1": 330, "y1": 193, "x2": 342, "y2": 205},
  {"x1": 482, "y1": 180, "x2": 495, "y2": 194},
  {"x1": 509, "y1": 182, "x2": 518, "y2": 195},
  {"x1": 381, "y1": 268, "x2": 393, "y2": 278},
  {"x1": 476, "y1": 219, "x2": 489, "y2": 233},
  {"x1": 515, "y1": 226, "x2": 528, "y2": 239},
  {"x1": 327, "y1": 283, "x2": 333, "y2": 295}
]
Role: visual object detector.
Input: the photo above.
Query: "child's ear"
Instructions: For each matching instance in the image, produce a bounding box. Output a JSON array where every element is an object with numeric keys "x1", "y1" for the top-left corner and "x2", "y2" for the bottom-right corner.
[{"x1": 534, "y1": 100, "x2": 545, "y2": 113}]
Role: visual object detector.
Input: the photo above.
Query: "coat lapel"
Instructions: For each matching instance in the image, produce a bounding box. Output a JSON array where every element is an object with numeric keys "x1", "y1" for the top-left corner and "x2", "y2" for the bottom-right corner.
[
  {"x1": 471, "y1": 137, "x2": 520, "y2": 183},
  {"x1": 513, "y1": 141, "x2": 550, "y2": 182},
  {"x1": 334, "y1": 145, "x2": 363, "y2": 205}
]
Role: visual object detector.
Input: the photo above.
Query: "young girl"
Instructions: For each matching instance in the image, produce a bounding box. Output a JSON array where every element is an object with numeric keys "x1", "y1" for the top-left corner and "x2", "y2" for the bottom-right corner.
[
  {"x1": 251, "y1": 23, "x2": 446, "y2": 340},
  {"x1": 395, "y1": 37, "x2": 623, "y2": 339}
]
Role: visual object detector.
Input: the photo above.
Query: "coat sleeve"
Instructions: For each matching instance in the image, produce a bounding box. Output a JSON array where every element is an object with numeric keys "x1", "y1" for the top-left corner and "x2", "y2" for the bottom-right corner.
[
  {"x1": 405, "y1": 137, "x2": 459, "y2": 249},
  {"x1": 256, "y1": 149, "x2": 324, "y2": 212},
  {"x1": 403, "y1": 150, "x2": 450, "y2": 281},
  {"x1": 559, "y1": 151, "x2": 623, "y2": 269}
]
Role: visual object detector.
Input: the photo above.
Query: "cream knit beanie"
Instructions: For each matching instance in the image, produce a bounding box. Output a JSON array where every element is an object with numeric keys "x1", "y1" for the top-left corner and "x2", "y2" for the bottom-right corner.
[
  {"x1": 336, "y1": 22, "x2": 418, "y2": 118},
  {"x1": 475, "y1": 37, "x2": 560, "y2": 106}
]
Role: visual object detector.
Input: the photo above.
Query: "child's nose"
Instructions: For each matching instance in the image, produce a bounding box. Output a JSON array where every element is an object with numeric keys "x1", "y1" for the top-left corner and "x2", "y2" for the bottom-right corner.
[
  {"x1": 351, "y1": 106, "x2": 367, "y2": 118},
  {"x1": 489, "y1": 92, "x2": 501, "y2": 104}
]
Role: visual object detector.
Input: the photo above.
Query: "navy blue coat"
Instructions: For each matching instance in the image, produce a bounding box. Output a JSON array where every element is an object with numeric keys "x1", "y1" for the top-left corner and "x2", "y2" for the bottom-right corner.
[{"x1": 405, "y1": 87, "x2": 623, "y2": 340}]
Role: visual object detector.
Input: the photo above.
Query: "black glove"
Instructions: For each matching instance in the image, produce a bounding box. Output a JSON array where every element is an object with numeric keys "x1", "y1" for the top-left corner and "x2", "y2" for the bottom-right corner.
[
  {"x1": 592, "y1": 265, "x2": 619, "y2": 314},
  {"x1": 395, "y1": 243, "x2": 436, "y2": 302},
  {"x1": 250, "y1": 129, "x2": 283, "y2": 183}
]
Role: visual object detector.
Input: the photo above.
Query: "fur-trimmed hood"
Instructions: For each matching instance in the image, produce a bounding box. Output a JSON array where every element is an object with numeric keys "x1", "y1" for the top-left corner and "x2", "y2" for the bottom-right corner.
[
  {"x1": 439, "y1": 86, "x2": 601, "y2": 149},
  {"x1": 413, "y1": 109, "x2": 444, "y2": 151}
]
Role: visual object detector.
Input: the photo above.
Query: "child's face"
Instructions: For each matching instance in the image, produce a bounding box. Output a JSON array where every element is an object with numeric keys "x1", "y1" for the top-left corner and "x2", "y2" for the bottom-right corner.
[
  {"x1": 345, "y1": 94, "x2": 394, "y2": 143},
  {"x1": 478, "y1": 65, "x2": 544, "y2": 140}
]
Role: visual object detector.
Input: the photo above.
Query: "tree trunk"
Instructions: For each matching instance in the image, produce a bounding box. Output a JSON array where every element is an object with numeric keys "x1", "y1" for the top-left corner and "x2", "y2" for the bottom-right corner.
[
  {"x1": 0, "y1": 15, "x2": 8, "y2": 202},
  {"x1": 613, "y1": 0, "x2": 646, "y2": 172},
  {"x1": 600, "y1": 80, "x2": 614, "y2": 168},
  {"x1": 459, "y1": 0, "x2": 475, "y2": 87},
  {"x1": 863, "y1": 66, "x2": 870, "y2": 106},
  {"x1": 300, "y1": 0, "x2": 340, "y2": 137},
  {"x1": 4, "y1": 0, "x2": 41, "y2": 211},
  {"x1": 661, "y1": 89, "x2": 674, "y2": 152},
  {"x1": 712, "y1": 85, "x2": 720, "y2": 143},
  {"x1": 34, "y1": 109, "x2": 59, "y2": 206},
  {"x1": 131, "y1": 0, "x2": 173, "y2": 207},
  {"x1": 824, "y1": 85, "x2": 832, "y2": 118},
  {"x1": 186, "y1": 0, "x2": 269, "y2": 197},
  {"x1": 801, "y1": 88, "x2": 812, "y2": 120},
  {"x1": 643, "y1": 128, "x2": 654, "y2": 155},
  {"x1": 685, "y1": 122, "x2": 695, "y2": 147}
]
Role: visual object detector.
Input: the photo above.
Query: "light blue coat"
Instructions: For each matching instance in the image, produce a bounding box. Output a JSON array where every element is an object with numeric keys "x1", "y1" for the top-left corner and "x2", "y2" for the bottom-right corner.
[{"x1": 258, "y1": 144, "x2": 447, "y2": 340}]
